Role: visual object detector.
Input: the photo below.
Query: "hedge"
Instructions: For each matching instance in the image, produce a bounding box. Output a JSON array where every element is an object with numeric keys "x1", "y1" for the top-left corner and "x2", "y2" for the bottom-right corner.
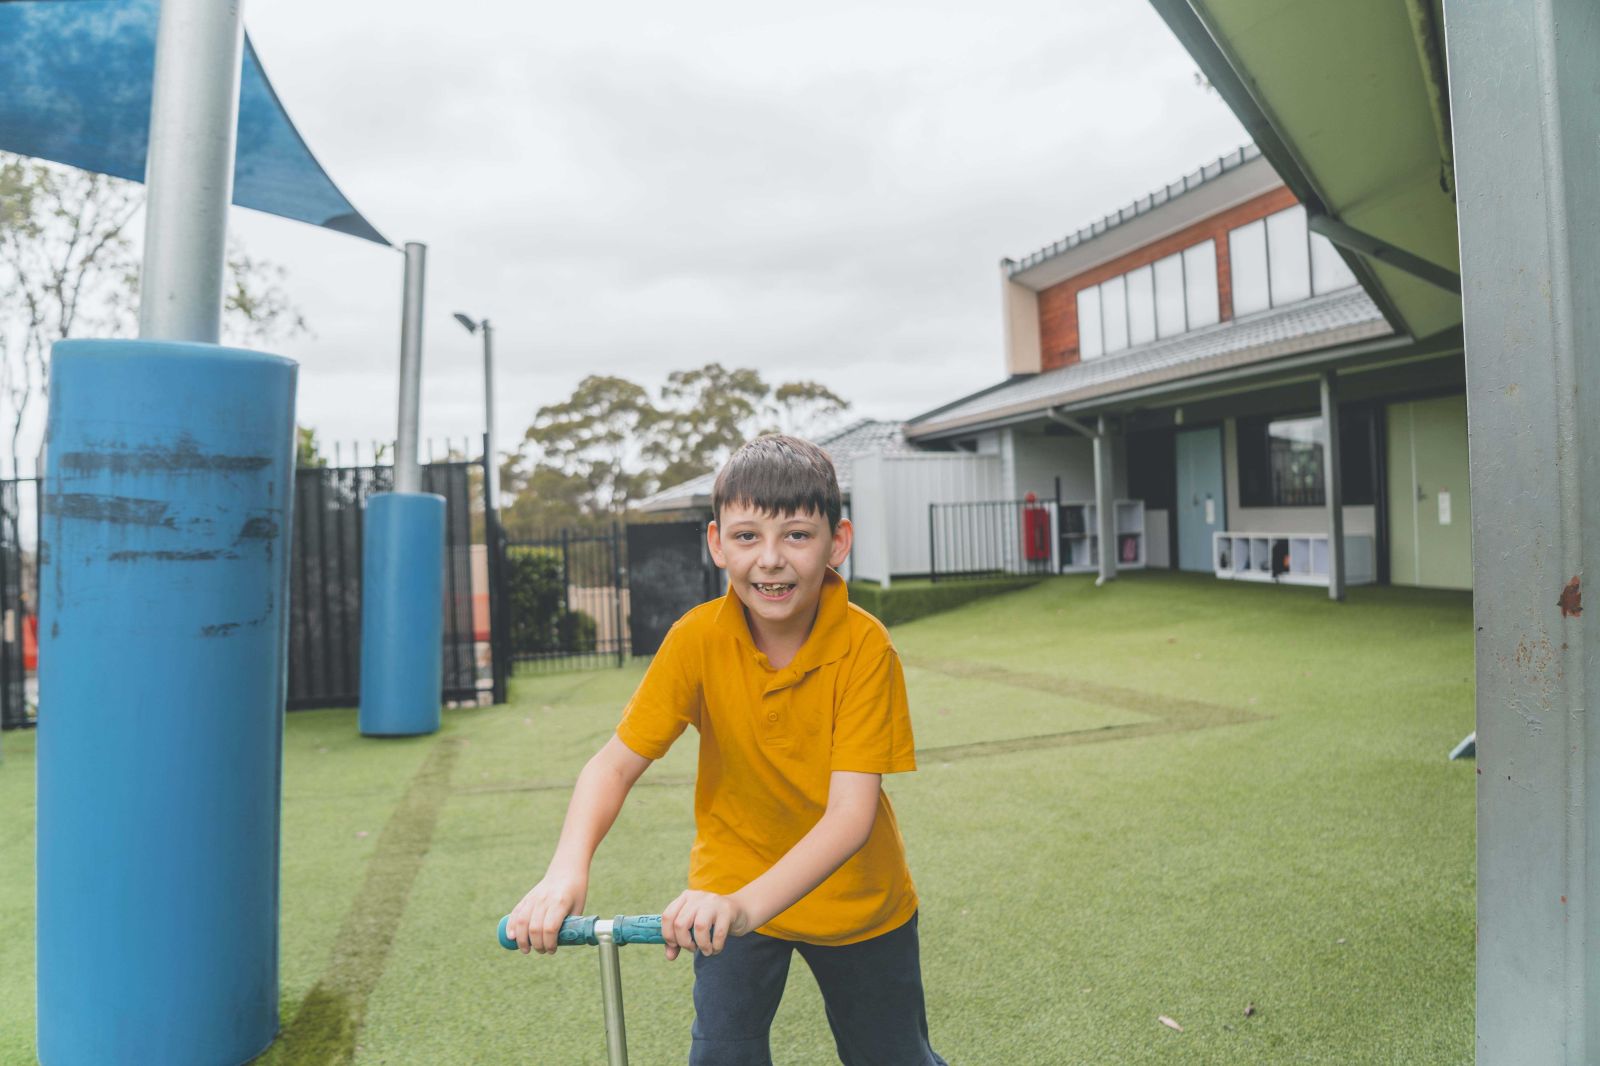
[{"x1": 846, "y1": 576, "x2": 1040, "y2": 627}]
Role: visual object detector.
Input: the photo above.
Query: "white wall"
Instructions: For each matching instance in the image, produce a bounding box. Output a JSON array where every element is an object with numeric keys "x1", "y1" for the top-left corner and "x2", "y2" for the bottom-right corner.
[
  {"x1": 846, "y1": 452, "x2": 1006, "y2": 584},
  {"x1": 1007, "y1": 425, "x2": 1129, "y2": 502}
]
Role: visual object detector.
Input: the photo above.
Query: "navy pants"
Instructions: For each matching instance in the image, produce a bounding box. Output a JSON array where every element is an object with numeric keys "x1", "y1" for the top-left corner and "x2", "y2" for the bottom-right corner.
[{"x1": 689, "y1": 912, "x2": 947, "y2": 1066}]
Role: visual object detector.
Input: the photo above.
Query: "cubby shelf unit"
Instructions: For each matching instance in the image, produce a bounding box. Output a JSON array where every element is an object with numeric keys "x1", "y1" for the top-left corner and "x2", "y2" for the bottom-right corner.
[
  {"x1": 1212, "y1": 531, "x2": 1375, "y2": 586},
  {"x1": 1058, "y1": 499, "x2": 1145, "y2": 573}
]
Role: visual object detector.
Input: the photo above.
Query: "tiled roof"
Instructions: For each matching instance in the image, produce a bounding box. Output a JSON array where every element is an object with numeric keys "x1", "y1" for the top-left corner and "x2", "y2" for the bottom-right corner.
[
  {"x1": 1005, "y1": 144, "x2": 1261, "y2": 278},
  {"x1": 633, "y1": 419, "x2": 920, "y2": 512},
  {"x1": 908, "y1": 287, "x2": 1389, "y2": 437}
]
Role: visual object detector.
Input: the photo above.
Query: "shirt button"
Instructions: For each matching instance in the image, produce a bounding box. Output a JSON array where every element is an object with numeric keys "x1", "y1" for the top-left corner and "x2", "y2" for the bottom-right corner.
[{"x1": 767, "y1": 712, "x2": 779, "y2": 722}]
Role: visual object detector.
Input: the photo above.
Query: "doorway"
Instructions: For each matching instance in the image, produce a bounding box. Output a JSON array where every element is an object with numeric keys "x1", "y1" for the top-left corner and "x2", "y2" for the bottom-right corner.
[{"x1": 1175, "y1": 427, "x2": 1226, "y2": 572}]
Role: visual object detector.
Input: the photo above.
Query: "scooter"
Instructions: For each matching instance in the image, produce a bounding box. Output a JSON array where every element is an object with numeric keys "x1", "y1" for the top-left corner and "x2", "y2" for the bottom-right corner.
[{"x1": 498, "y1": 913, "x2": 664, "y2": 1066}]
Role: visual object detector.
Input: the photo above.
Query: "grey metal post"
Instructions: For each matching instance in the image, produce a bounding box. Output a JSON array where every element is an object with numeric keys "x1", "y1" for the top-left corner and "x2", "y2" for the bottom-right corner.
[
  {"x1": 1320, "y1": 371, "x2": 1345, "y2": 601},
  {"x1": 137, "y1": 0, "x2": 245, "y2": 343},
  {"x1": 596, "y1": 928, "x2": 629, "y2": 1066},
  {"x1": 1093, "y1": 415, "x2": 1116, "y2": 585},
  {"x1": 1444, "y1": 0, "x2": 1600, "y2": 1061},
  {"x1": 395, "y1": 242, "x2": 426, "y2": 494},
  {"x1": 480, "y1": 319, "x2": 499, "y2": 509}
]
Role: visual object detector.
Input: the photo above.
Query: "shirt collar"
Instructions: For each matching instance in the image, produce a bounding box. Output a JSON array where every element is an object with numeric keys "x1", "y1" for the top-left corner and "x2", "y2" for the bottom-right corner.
[{"x1": 715, "y1": 568, "x2": 851, "y2": 673}]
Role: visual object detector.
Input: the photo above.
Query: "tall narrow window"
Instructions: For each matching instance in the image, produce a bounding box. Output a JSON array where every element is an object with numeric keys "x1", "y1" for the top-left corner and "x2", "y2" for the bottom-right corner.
[
  {"x1": 1101, "y1": 275, "x2": 1129, "y2": 353},
  {"x1": 1266, "y1": 205, "x2": 1312, "y2": 305},
  {"x1": 1126, "y1": 265, "x2": 1156, "y2": 346},
  {"x1": 1184, "y1": 240, "x2": 1219, "y2": 327},
  {"x1": 1229, "y1": 220, "x2": 1270, "y2": 316},
  {"x1": 1311, "y1": 232, "x2": 1359, "y2": 293},
  {"x1": 1153, "y1": 252, "x2": 1186, "y2": 338},
  {"x1": 1077, "y1": 285, "x2": 1104, "y2": 359}
]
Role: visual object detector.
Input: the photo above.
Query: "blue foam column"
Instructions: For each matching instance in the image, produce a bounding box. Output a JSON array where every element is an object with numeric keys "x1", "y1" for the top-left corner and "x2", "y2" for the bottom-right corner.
[
  {"x1": 37, "y1": 339, "x2": 296, "y2": 1066},
  {"x1": 358, "y1": 492, "x2": 444, "y2": 736}
]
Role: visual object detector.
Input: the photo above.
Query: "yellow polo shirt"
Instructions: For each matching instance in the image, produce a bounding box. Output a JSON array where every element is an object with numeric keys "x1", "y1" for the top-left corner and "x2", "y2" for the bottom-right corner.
[{"x1": 616, "y1": 569, "x2": 919, "y2": 946}]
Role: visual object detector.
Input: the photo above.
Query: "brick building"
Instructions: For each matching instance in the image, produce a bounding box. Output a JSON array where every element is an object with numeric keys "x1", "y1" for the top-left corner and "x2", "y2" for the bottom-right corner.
[{"x1": 897, "y1": 144, "x2": 1468, "y2": 592}]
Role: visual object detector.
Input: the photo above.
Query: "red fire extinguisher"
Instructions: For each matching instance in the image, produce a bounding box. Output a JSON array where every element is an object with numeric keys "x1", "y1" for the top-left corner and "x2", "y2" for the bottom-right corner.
[{"x1": 1022, "y1": 492, "x2": 1050, "y2": 561}]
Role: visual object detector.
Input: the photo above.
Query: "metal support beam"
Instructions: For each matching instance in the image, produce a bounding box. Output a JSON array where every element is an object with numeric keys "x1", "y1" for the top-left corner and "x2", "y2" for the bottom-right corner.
[
  {"x1": 395, "y1": 241, "x2": 426, "y2": 494},
  {"x1": 1444, "y1": 0, "x2": 1600, "y2": 1060},
  {"x1": 1307, "y1": 213, "x2": 1461, "y2": 295},
  {"x1": 138, "y1": 0, "x2": 245, "y2": 342},
  {"x1": 1093, "y1": 415, "x2": 1116, "y2": 586},
  {"x1": 480, "y1": 319, "x2": 499, "y2": 508},
  {"x1": 1319, "y1": 371, "x2": 1345, "y2": 602},
  {"x1": 1045, "y1": 408, "x2": 1097, "y2": 440}
]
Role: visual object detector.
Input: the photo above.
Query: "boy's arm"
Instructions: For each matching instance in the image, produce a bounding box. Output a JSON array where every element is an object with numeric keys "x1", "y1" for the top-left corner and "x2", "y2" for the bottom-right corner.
[
  {"x1": 661, "y1": 770, "x2": 880, "y2": 960},
  {"x1": 506, "y1": 734, "x2": 652, "y2": 955}
]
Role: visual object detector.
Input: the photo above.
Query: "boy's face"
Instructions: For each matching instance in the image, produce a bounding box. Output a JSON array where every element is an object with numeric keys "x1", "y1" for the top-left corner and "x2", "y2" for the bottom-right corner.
[{"x1": 708, "y1": 504, "x2": 853, "y2": 640}]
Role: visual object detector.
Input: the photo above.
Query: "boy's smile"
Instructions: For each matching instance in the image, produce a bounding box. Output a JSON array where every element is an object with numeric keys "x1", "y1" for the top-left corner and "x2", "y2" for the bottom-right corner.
[{"x1": 708, "y1": 504, "x2": 853, "y2": 652}]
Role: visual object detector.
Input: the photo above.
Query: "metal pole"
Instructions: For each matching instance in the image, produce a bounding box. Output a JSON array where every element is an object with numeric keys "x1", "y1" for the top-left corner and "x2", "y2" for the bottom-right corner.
[
  {"x1": 138, "y1": 0, "x2": 245, "y2": 343},
  {"x1": 596, "y1": 927, "x2": 630, "y2": 1066},
  {"x1": 1444, "y1": 0, "x2": 1600, "y2": 1060},
  {"x1": 481, "y1": 320, "x2": 499, "y2": 509},
  {"x1": 395, "y1": 242, "x2": 427, "y2": 494},
  {"x1": 611, "y1": 520, "x2": 624, "y2": 667},
  {"x1": 1320, "y1": 371, "x2": 1345, "y2": 601},
  {"x1": 1093, "y1": 415, "x2": 1116, "y2": 585}
]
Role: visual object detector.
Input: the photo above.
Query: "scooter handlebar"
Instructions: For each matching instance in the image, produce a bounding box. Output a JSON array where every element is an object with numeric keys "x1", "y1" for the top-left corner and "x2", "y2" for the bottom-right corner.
[{"x1": 498, "y1": 913, "x2": 666, "y2": 949}]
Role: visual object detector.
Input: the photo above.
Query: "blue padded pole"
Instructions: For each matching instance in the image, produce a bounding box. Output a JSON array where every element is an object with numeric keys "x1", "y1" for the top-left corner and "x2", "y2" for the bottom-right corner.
[
  {"x1": 37, "y1": 339, "x2": 296, "y2": 1065},
  {"x1": 358, "y1": 493, "x2": 445, "y2": 736}
]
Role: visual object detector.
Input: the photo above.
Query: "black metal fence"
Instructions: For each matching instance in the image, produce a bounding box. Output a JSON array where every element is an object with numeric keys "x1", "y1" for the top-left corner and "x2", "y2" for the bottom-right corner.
[
  {"x1": 928, "y1": 498, "x2": 1058, "y2": 582},
  {"x1": 0, "y1": 472, "x2": 37, "y2": 730},
  {"x1": 287, "y1": 457, "x2": 490, "y2": 709},
  {"x1": 503, "y1": 524, "x2": 628, "y2": 673}
]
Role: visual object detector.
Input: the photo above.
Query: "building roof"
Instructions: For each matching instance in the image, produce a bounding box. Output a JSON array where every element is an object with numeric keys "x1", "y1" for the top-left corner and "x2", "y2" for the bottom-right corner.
[
  {"x1": 907, "y1": 286, "x2": 1390, "y2": 438},
  {"x1": 632, "y1": 419, "x2": 921, "y2": 514},
  {"x1": 1005, "y1": 144, "x2": 1261, "y2": 281}
]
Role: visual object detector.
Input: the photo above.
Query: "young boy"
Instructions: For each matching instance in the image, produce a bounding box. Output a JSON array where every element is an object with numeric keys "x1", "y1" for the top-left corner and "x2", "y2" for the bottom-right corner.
[{"x1": 505, "y1": 434, "x2": 945, "y2": 1066}]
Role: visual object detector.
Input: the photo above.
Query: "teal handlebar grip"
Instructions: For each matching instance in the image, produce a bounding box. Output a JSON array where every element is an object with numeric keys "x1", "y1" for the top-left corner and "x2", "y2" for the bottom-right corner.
[
  {"x1": 498, "y1": 914, "x2": 667, "y2": 950},
  {"x1": 611, "y1": 915, "x2": 666, "y2": 945}
]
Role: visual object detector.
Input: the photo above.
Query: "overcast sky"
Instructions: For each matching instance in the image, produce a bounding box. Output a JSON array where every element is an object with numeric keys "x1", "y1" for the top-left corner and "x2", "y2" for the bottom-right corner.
[{"x1": 228, "y1": 0, "x2": 1246, "y2": 464}]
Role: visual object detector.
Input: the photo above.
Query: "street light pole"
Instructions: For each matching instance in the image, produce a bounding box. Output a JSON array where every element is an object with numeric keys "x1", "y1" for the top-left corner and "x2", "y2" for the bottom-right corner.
[
  {"x1": 453, "y1": 310, "x2": 506, "y2": 704},
  {"x1": 453, "y1": 312, "x2": 498, "y2": 508}
]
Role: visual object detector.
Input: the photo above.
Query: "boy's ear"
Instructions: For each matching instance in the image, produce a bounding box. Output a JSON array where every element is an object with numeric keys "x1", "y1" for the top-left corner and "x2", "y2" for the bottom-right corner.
[
  {"x1": 706, "y1": 520, "x2": 728, "y2": 568},
  {"x1": 828, "y1": 517, "x2": 853, "y2": 568}
]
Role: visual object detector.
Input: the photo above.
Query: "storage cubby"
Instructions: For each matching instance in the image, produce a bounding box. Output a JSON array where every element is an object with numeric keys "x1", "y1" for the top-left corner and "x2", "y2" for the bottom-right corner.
[
  {"x1": 1212, "y1": 530, "x2": 1375, "y2": 586},
  {"x1": 1058, "y1": 499, "x2": 1145, "y2": 573}
]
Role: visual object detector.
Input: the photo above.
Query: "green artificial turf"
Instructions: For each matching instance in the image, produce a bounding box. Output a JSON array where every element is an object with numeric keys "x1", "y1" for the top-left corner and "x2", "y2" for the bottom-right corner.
[{"x1": 0, "y1": 571, "x2": 1476, "y2": 1064}]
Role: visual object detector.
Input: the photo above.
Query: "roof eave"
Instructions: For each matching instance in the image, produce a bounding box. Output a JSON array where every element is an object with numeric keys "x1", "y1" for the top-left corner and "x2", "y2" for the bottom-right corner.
[
  {"x1": 906, "y1": 321, "x2": 1418, "y2": 440},
  {"x1": 1145, "y1": 0, "x2": 1414, "y2": 338}
]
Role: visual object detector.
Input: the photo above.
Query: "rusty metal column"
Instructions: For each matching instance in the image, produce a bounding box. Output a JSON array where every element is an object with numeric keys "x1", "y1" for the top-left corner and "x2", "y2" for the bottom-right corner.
[{"x1": 1444, "y1": 0, "x2": 1600, "y2": 1061}]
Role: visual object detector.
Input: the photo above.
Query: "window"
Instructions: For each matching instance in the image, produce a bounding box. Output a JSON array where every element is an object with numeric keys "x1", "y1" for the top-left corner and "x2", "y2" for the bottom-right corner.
[
  {"x1": 1266, "y1": 206, "x2": 1312, "y2": 305},
  {"x1": 1153, "y1": 253, "x2": 1186, "y2": 338},
  {"x1": 1310, "y1": 232, "x2": 1358, "y2": 293},
  {"x1": 1183, "y1": 242, "x2": 1220, "y2": 328},
  {"x1": 1236, "y1": 406, "x2": 1375, "y2": 507},
  {"x1": 1126, "y1": 265, "x2": 1156, "y2": 346},
  {"x1": 1231, "y1": 205, "x2": 1360, "y2": 316},
  {"x1": 1072, "y1": 239, "x2": 1219, "y2": 360},
  {"x1": 1229, "y1": 219, "x2": 1271, "y2": 316},
  {"x1": 1101, "y1": 274, "x2": 1129, "y2": 353}
]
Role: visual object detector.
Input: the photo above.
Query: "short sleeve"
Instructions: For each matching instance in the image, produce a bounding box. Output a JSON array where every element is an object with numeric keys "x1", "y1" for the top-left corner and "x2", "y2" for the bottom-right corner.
[
  {"x1": 830, "y1": 644, "x2": 917, "y2": 774},
  {"x1": 616, "y1": 622, "x2": 702, "y2": 760}
]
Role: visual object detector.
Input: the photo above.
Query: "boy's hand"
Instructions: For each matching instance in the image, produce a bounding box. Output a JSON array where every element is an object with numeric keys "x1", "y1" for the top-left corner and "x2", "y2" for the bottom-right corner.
[
  {"x1": 505, "y1": 870, "x2": 588, "y2": 955},
  {"x1": 660, "y1": 889, "x2": 752, "y2": 960}
]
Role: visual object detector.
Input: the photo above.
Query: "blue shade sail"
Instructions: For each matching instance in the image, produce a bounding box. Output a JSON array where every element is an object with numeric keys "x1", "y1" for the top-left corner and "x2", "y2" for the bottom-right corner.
[{"x1": 0, "y1": 0, "x2": 389, "y2": 245}]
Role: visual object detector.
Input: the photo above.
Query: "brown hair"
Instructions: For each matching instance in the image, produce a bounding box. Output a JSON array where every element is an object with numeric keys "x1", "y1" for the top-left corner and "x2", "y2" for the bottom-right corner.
[{"x1": 711, "y1": 435, "x2": 842, "y2": 530}]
